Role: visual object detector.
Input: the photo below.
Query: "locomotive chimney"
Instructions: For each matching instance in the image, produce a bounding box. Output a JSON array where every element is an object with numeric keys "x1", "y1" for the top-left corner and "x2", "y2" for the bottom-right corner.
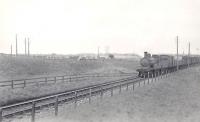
[{"x1": 144, "y1": 52, "x2": 148, "y2": 57}]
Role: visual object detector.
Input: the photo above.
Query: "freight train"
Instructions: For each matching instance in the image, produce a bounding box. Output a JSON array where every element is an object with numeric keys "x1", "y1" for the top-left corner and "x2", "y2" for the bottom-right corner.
[{"x1": 136, "y1": 52, "x2": 200, "y2": 78}]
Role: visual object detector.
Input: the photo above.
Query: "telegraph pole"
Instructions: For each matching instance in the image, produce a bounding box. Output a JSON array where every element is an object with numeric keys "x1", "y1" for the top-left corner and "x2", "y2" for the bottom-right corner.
[
  {"x1": 25, "y1": 38, "x2": 27, "y2": 55},
  {"x1": 16, "y1": 34, "x2": 18, "y2": 56},
  {"x1": 28, "y1": 38, "x2": 30, "y2": 56},
  {"x1": 176, "y1": 36, "x2": 179, "y2": 70},
  {"x1": 11, "y1": 44, "x2": 12, "y2": 56},
  {"x1": 188, "y1": 42, "x2": 190, "y2": 67},
  {"x1": 97, "y1": 46, "x2": 100, "y2": 59}
]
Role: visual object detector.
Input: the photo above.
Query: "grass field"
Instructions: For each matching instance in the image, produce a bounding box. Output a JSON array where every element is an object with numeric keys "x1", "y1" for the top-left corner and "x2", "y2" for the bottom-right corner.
[
  {"x1": 0, "y1": 56, "x2": 140, "y2": 80},
  {"x1": 0, "y1": 55, "x2": 140, "y2": 106}
]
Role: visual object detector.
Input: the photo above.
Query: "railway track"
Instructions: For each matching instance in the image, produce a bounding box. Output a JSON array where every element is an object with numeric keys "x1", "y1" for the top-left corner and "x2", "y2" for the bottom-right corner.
[{"x1": 0, "y1": 75, "x2": 144, "y2": 122}]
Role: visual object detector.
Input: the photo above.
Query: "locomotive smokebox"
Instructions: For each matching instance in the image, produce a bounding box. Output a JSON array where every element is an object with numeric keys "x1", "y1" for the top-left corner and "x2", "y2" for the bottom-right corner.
[
  {"x1": 140, "y1": 52, "x2": 156, "y2": 67},
  {"x1": 140, "y1": 58, "x2": 150, "y2": 67},
  {"x1": 140, "y1": 57, "x2": 156, "y2": 67}
]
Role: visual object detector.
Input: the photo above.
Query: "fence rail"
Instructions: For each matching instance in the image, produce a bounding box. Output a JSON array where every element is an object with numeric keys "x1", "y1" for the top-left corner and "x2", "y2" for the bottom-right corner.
[{"x1": 0, "y1": 72, "x2": 136, "y2": 89}]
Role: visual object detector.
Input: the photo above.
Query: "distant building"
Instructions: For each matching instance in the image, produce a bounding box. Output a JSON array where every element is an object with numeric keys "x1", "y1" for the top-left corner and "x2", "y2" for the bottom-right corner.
[
  {"x1": 78, "y1": 54, "x2": 97, "y2": 61},
  {"x1": 111, "y1": 54, "x2": 140, "y2": 60}
]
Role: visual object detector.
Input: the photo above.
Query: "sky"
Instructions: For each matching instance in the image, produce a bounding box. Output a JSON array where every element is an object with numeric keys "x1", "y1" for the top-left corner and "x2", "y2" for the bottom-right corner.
[{"x1": 0, "y1": 0, "x2": 200, "y2": 56}]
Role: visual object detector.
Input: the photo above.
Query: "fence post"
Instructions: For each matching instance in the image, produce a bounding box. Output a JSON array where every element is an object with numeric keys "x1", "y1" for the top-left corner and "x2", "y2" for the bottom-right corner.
[
  {"x1": 159, "y1": 71, "x2": 161, "y2": 79},
  {"x1": 89, "y1": 88, "x2": 92, "y2": 104},
  {"x1": 163, "y1": 70, "x2": 165, "y2": 78},
  {"x1": 147, "y1": 72, "x2": 149, "y2": 84},
  {"x1": 31, "y1": 101, "x2": 36, "y2": 122},
  {"x1": 54, "y1": 77, "x2": 56, "y2": 83},
  {"x1": 55, "y1": 96, "x2": 58, "y2": 116},
  {"x1": 23, "y1": 80, "x2": 26, "y2": 88},
  {"x1": 100, "y1": 87, "x2": 103, "y2": 99},
  {"x1": 164, "y1": 70, "x2": 165, "y2": 77},
  {"x1": 166, "y1": 70, "x2": 168, "y2": 77},
  {"x1": 157, "y1": 71, "x2": 159, "y2": 80},
  {"x1": 144, "y1": 75, "x2": 146, "y2": 86},
  {"x1": 62, "y1": 76, "x2": 64, "y2": 82},
  {"x1": 160, "y1": 71, "x2": 161, "y2": 79},
  {"x1": 11, "y1": 80, "x2": 14, "y2": 89},
  {"x1": 151, "y1": 73, "x2": 153, "y2": 83},
  {"x1": 119, "y1": 83, "x2": 122, "y2": 94},
  {"x1": 126, "y1": 83, "x2": 128, "y2": 91},
  {"x1": 157, "y1": 72, "x2": 158, "y2": 80},
  {"x1": 156, "y1": 72, "x2": 158, "y2": 80},
  {"x1": 45, "y1": 77, "x2": 47, "y2": 84},
  {"x1": 69, "y1": 76, "x2": 71, "y2": 82},
  {"x1": 111, "y1": 86, "x2": 113, "y2": 97},
  {"x1": 74, "y1": 91, "x2": 77, "y2": 108},
  {"x1": 0, "y1": 108, "x2": 2, "y2": 122}
]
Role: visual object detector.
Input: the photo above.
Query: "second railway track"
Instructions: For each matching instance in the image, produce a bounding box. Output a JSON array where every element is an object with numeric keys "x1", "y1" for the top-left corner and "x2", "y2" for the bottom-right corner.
[{"x1": 0, "y1": 75, "x2": 143, "y2": 122}]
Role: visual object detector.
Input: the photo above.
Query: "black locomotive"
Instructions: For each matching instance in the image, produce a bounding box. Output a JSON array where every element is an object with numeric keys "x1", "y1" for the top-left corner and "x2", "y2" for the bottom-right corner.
[{"x1": 137, "y1": 52, "x2": 200, "y2": 78}]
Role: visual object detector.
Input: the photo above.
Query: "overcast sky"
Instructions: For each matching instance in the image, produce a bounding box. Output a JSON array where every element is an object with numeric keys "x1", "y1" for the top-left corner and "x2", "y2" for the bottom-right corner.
[{"x1": 1, "y1": 0, "x2": 200, "y2": 56}]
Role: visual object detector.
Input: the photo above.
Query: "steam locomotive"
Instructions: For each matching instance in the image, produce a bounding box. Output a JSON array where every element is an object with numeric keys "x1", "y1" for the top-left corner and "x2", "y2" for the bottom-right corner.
[{"x1": 136, "y1": 52, "x2": 200, "y2": 78}]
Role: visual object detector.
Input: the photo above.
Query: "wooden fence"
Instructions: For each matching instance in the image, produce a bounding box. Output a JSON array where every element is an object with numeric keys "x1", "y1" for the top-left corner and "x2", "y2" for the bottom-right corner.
[{"x1": 0, "y1": 73, "x2": 136, "y2": 89}]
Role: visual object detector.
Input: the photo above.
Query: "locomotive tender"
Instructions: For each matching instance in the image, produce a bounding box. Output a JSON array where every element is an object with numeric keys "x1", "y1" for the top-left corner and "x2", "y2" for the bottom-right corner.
[{"x1": 137, "y1": 52, "x2": 200, "y2": 78}]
